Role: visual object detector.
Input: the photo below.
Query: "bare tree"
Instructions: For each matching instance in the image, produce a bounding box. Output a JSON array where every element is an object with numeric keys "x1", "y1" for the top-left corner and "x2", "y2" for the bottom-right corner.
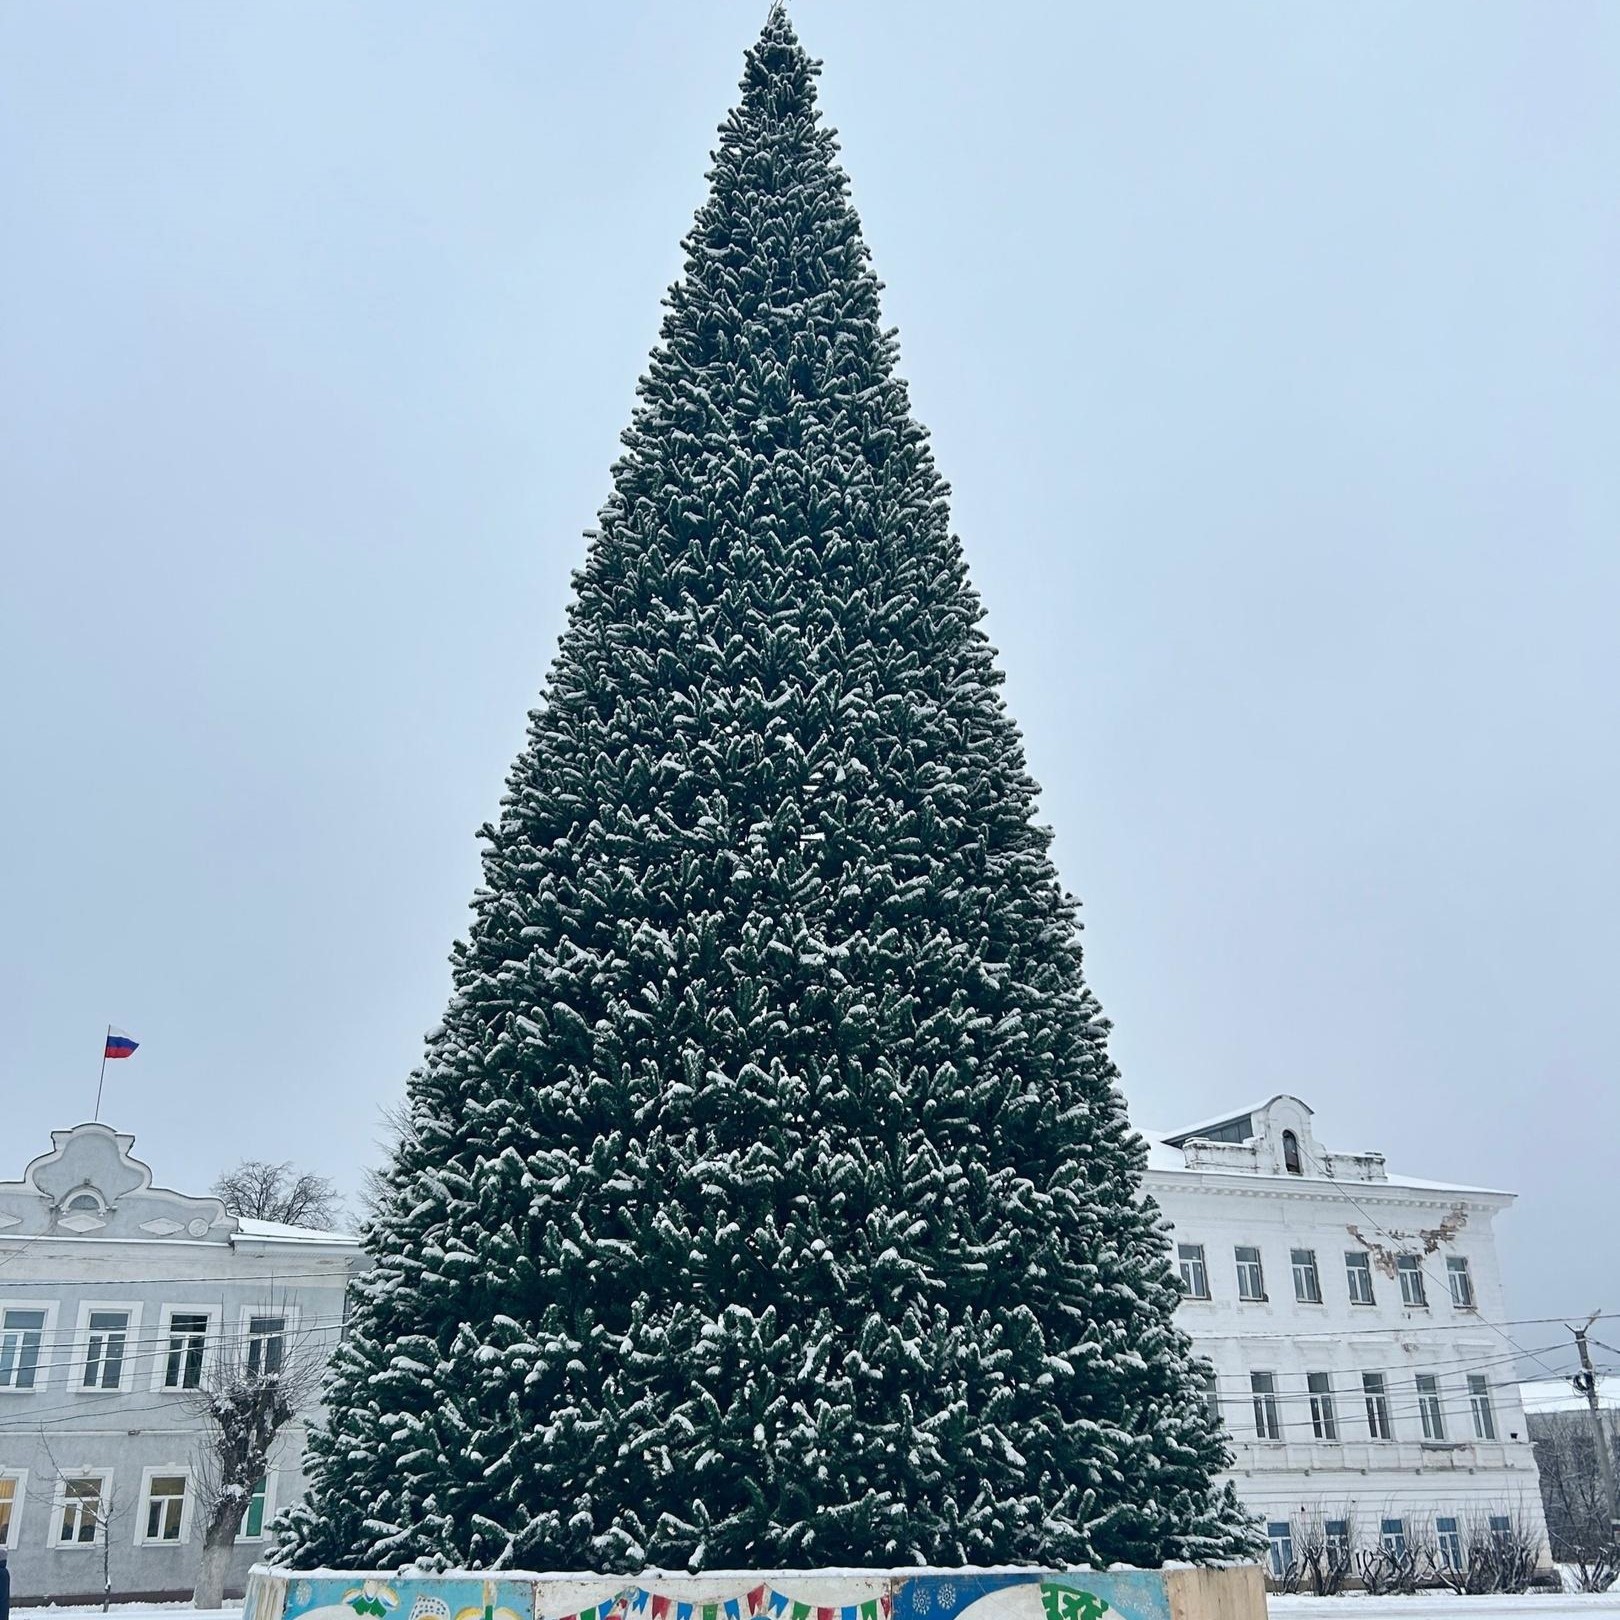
[
  {"x1": 1535, "y1": 1409, "x2": 1619, "y2": 1590},
  {"x1": 38, "y1": 1438, "x2": 125, "y2": 1611},
  {"x1": 356, "y1": 1099, "x2": 414, "y2": 1225},
  {"x1": 1294, "y1": 1504, "x2": 1355, "y2": 1596},
  {"x1": 1428, "y1": 1507, "x2": 1474, "y2": 1595},
  {"x1": 1355, "y1": 1503, "x2": 1425, "y2": 1595},
  {"x1": 187, "y1": 1303, "x2": 321, "y2": 1608},
  {"x1": 1402, "y1": 1511, "x2": 1442, "y2": 1591},
  {"x1": 1461, "y1": 1500, "x2": 1543, "y2": 1593},
  {"x1": 212, "y1": 1159, "x2": 344, "y2": 1230}
]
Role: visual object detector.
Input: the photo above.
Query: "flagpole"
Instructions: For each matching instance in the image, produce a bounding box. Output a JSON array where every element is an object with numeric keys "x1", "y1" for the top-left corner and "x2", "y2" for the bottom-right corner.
[{"x1": 94, "y1": 1024, "x2": 109, "y2": 1124}]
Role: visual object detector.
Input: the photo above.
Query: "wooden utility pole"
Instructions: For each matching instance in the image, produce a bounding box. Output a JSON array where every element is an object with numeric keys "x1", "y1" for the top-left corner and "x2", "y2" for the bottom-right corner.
[{"x1": 1570, "y1": 1311, "x2": 1620, "y2": 1543}]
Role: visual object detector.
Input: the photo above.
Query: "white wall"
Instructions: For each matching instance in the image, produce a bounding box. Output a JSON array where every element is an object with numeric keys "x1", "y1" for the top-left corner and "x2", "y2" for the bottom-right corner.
[{"x1": 1149, "y1": 1095, "x2": 1547, "y2": 1559}]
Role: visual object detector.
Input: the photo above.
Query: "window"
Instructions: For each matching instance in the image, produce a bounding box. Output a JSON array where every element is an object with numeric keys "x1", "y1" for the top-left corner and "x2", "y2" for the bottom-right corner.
[
  {"x1": 1469, "y1": 1373, "x2": 1497, "y2": 1440},
  {"x1": 1282, "y1": 1130, "x2": 1303, "y2": 1175},
  {"x1": 1345, "y1": 1251, "x2": 1376, "y2": 1306},
  {"x1": 1324, "y1": 1519, "x2": 1350, "y2": 1562},
  {"x1": 1235, "y1": 1246, "x2": 1266, "y2": 1302},
  {"x1": 0, "y1": 1308, "x2": 47, "y2": 1390},
  {"x1": 1291, "y1": 1248, "x2": 1322, "y2": 1304},
  {"x1": 1267, "y1": 1520, "x2": 1295, "y2": 1578},
  {"x1": 1489, "y1": 1513, "x2": 1512, "y2": 1541},
  {"x1": 1198, "y1": 1366, "x2": 1221, "y2": 1427},
  {"x1": 65, "y1": 1193, "x2": 101, "y2": 1213},
  {"x1": 1178, "y1": 1243, "x2": 1209, "y2": 1299},
  {"x1": 1251, "y1": 1371, "x2": 1282, "y2": 1440},
  {"x1": 1447, "y1": 1256, "x2": 1476, "y2": 1309},
  {"x1": 242, "y1": 1475, "x2": 269, "y2": 1540},
  {"x1": 246, "y1": 1315, "x2": 286, "y2": 1376},
  {"x1": 56, "y1": 1475, "x2": 106, "y2": 1544},
  {"x1": 1381, "y1": 1517, "x2": 1407, "y2": 1556},
  {"x1": 141, "y1": 1473, "x2": 187, "y2": 1544},
  {"x1": 1363, "y1": 1371, "x2": 1393, "y2": 1439},
  {"x1": 0, "y1": 1473, "x2": 21, "y2": 1549},
  {"x1": 1396, "y1": 1254, "x2": 1427, "y2": 1308},
  {"x1": 1307, "y1": 1371, "x2": 1338, "y2": 1440},
  {"x1": 163, "y1": 1313, "x2": 209, "y2": 1390},
  {"x1": 1417, "y1": 1373, "x2": 1446, "y2": 1440},
  {"x1": 81, "y1": 1310, "x2": 130, "y2": 1390},
  {"x1": 1436, "y1": 1516, "x2": 1462, "y2": 1570}
]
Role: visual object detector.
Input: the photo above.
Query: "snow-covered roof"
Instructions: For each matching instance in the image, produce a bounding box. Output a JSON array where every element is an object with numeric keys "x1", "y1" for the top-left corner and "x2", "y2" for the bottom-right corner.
[
  {"x1": 232, "y1": 1215, "x2": 359, "y2": 1246},
  {"x1": 1520, "y1": 1376, "x2": 1620, "y2": 1415},
  {"x1": 1379, "y1": 1170, "x2": 1513, "y2": 1196},
  {"x1": 1136, "y1": 1129, "x2": 1510, "y2": 1198},
  {"x1": 1159, "y1": 1096, "x2": 1298, "y2": 1146},
  {"x1": 1139, "y1": 1132, "x2": 1189, "y2": 1174}
]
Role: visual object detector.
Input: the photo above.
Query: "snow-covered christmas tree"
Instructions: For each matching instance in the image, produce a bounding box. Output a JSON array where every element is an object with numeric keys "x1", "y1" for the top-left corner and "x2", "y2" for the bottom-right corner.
[{"x1": 281, "y1": 5, "x2": 1254, "y2": 1574}]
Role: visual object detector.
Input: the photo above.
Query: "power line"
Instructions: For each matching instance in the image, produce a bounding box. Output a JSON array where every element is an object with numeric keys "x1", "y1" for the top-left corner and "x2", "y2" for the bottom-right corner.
[
  {"x1": 0, "y1": 1264, "x2": 356, "y2": 1288},
  {"x1": 1187, "y1": 1313, "x2": 1615, "y2": 1342},
  {"x1": 1288, "y1": 1138, "x2": 1564, "y2": 1381},
  {"x1": 0, "y1": 1389, "x2": 318, "y2": 1437},
  {"x1": 0, "y1": 1315, "x2": 350, "y2": 1384},
  {"x1": 1205, "y1": 1341, "x2": 1565, "y2": 1388},
  {"x1": 0, "y1": 1342, "x2": 340, "y2": 1432}
]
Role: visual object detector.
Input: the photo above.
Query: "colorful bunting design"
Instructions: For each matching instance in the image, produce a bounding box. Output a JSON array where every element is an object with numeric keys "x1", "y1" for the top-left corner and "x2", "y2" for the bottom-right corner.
[
  {"x1": 544, "y1": 1583, "x2": 894, "y2": 1620},
  {"x1": 549, "y1": 1595, "x2": 635, "y2": 1620}
]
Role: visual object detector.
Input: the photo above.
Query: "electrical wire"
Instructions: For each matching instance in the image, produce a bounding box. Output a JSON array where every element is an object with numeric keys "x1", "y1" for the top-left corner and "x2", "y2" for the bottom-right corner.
[
  {"x1": 1284, "y1": 1138, "x2": 1565, "y2": 1380},
  {"x1": 0, "y1": 1315, "x2": 350, "y2": 1386}
]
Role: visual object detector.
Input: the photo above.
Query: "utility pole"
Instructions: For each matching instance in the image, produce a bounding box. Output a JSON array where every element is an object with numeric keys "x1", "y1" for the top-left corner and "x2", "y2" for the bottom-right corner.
[{"x1": 1570, "y1": 1311, "x2": 1620, "y2": 1544}]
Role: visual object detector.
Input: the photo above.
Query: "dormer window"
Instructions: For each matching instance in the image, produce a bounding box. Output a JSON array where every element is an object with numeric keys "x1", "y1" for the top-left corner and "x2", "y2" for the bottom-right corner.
[
  {"x1": 1282, "y1": 1130, "x2": 1303, "y2": 1175},
  {"x1": 66, "y1": 1193, "x2": 103, "y2": 1213}
]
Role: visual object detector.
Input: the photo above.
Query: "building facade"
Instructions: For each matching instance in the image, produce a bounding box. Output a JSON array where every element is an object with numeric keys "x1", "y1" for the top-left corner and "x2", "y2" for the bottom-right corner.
[
  {"x1": 1148, "y1": 1095, "x2": 1547, "y2": 1580},
  {"x1": 0, "y1": 1123, "x2": 363, "y2": 1602},
  {"x1": 1, "y1": 1104, "x2": 1545, "y2": 1594}
]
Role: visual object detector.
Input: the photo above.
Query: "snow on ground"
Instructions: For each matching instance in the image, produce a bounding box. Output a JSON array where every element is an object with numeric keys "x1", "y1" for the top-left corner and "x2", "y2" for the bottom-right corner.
[
  {"x1": 12, "y1": 1607, "x2": 243, "y2": 1620},
  {"x1": 1271, "y1": 1597, "x2": 1620, "y2": 1617}
]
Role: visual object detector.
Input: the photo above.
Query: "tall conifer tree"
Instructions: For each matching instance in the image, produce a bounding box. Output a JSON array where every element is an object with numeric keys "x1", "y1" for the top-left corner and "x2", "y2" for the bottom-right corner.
[{"x1": 283, "y1": 6, "x2": 1253, "y2": 1572}]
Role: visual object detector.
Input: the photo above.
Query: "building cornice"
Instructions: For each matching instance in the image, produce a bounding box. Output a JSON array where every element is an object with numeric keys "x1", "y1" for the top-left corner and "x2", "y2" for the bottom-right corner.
[{"x1": 1142, "y1": 1168, "x2": 1513, "y2": 1212}]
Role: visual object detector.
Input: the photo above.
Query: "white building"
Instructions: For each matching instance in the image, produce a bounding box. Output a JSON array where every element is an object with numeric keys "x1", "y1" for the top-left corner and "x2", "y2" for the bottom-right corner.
[
  {"x1": 1147, "y1": 1095, "x2": 1547, "y2": 1577},
  {"x1": 0, "y1": 1123, "x2": 363, "y2": 1603}
]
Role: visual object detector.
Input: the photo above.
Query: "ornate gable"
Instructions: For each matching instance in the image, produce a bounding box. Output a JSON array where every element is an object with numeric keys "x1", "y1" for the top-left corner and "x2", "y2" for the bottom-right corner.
[{"x1": 0, "y1": 1122, "x2": 235, "y2": 1241}]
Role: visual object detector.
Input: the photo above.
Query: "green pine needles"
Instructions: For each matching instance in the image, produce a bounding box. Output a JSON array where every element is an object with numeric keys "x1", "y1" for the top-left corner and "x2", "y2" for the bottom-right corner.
[{"x1": 280, "y1": 6, "x2": 1255, "y2": 1574}]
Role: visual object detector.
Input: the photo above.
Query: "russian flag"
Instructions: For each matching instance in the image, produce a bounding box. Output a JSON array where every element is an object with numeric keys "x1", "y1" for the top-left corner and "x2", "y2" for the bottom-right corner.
[{"x1": 104, "y1": 1028, "x2": 139, "y2": 1060}]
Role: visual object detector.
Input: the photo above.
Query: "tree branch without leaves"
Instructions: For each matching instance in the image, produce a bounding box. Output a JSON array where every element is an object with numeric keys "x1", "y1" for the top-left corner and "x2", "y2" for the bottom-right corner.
[
  {"x1": 211, "y1": 1160, "x2": 344, "y2": 1230},
  {"x1": 187, "y1": 1309, "x2": 322, "y2": 1608}
]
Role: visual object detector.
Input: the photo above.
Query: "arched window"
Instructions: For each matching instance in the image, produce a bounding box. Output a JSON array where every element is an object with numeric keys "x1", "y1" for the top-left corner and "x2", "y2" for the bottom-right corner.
[
  {"x1": 66, "y1": 1192, "x2": 103, "y2": 1212},
  {"x1": 1282, "y1": 1130, "x2": 1303, "y2": 1175}
]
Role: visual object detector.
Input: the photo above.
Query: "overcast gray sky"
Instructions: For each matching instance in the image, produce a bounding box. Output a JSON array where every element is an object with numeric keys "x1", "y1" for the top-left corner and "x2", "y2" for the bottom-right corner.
[{"x1": 3, "y1": 2, "x2": 1615, "y2": 1370}]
